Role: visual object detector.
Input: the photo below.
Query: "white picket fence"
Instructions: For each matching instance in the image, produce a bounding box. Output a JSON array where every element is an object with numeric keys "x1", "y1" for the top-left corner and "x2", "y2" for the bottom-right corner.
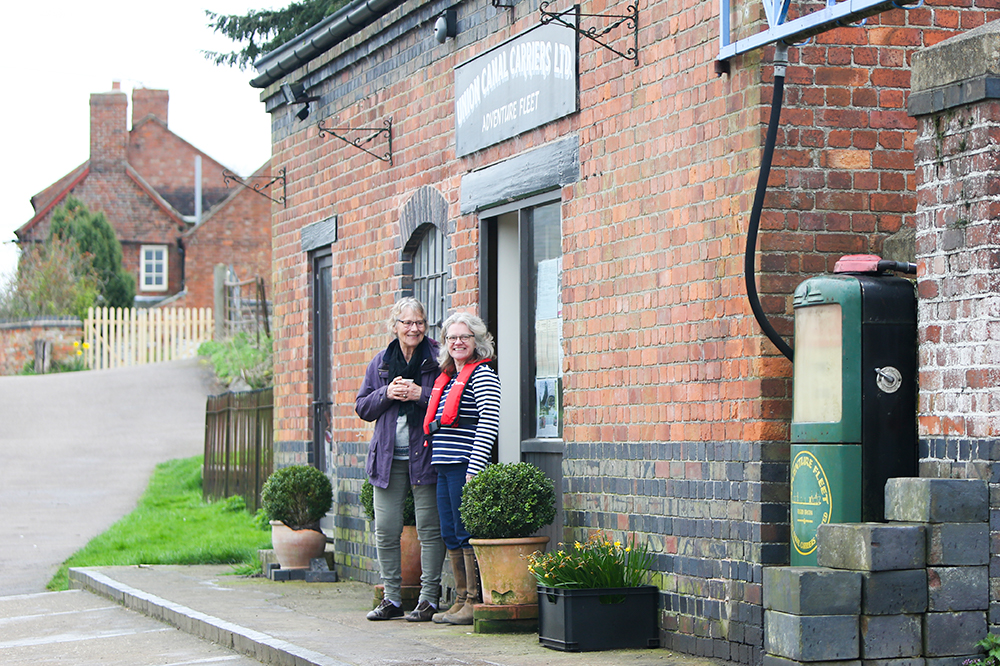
[{"x1": 84, "y1": 307, "x2": 213, "y2": 369}]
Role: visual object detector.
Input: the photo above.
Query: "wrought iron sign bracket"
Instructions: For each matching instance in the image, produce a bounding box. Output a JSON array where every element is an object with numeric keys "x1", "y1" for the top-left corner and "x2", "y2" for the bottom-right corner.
[
  {"x1": 222, "y1": 167, "x2": 287, "y2": 207},
  {"x1": 317, "y1": 117, "x2": 393, "y2": 165},
  {"x1": 540, "y1": 2, "x2": 639, "y2": 66}
]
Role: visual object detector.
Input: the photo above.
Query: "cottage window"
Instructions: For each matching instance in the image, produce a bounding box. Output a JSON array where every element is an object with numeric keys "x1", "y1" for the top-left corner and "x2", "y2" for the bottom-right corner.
[{"x1": 140, "y1": 245, "x2": 167, "y2": 291}]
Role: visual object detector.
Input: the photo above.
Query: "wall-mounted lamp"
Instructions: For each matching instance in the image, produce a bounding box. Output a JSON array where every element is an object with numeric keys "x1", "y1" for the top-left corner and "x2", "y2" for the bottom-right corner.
[
  {"x1": 280, "y1": 81, "x2": 321, "y2": 121},
  {"x1": 434, "y1": 9, "x2": 457, "y2": 43}
]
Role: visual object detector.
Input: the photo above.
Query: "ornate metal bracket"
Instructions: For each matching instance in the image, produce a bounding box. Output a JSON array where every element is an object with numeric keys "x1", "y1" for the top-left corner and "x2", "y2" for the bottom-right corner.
[
  {"x1": 540, "y1": 2, "x2": 639, "y2": 65},
  {"x1": 317, "y1": 117, "x2": 393, "y2": 165},
  {"x1": 222, "y1": 167, "x2": 286, "y2": 207}
]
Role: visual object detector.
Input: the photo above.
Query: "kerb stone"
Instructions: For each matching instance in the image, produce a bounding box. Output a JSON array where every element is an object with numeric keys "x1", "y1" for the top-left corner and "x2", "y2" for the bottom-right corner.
[
  {"x1": 765, "y1": 610, "x2": 860, "y2": 661},
  {"x1": 885, "y1": 478, "x2": 988, "y2": 523},
  {"x1": 860, "y1": 614, "x2": 922, "y2": 659},
  {"x1": 764, "y1": 566, "x2": 862, "y2": 615},
  {"x1": 817, "y1": 523, "x2": 926, "y2": 571},
  {"x1": 861, "y1": 570, "x2": 928, "y2": 615}
]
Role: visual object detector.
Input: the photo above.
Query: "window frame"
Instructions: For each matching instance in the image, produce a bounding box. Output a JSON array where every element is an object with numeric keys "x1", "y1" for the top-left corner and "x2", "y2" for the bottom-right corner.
[{"x1": 139, "y1": 244, "x2": 168, "y2": 292}]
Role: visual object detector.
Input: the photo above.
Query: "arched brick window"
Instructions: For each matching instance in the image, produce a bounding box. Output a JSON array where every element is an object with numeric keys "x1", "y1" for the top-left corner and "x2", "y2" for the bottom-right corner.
[{"x1": 400, "y1": 186, "x2": 449, "y2": 340}]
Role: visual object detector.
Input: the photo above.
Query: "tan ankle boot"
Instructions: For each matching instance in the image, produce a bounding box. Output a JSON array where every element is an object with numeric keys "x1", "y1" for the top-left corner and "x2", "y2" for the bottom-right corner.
[
  {"x1": 432, "y1": 549, "x2": 466, "y2": 624},
  {"x1": 443, "y1": 548, "x2": 478, "y2": 625}
]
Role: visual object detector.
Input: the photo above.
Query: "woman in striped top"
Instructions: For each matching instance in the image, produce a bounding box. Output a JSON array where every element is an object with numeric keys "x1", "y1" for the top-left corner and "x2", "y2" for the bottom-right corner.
[{"x1": 426, "y1": 312, "x2": 500, "y2": 625}]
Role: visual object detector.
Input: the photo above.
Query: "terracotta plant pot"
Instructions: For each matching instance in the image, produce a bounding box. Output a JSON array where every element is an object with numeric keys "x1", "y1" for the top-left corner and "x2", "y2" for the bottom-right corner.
[
  {"x1": 470, "y1": 535, "x2": 550, "y2": 605},
  {"x1": 400, "y1": 524, "x2": 422, "y2": 586},
  {"x1": 270, "y1": 520, "x2": 327, "y2": 569}
]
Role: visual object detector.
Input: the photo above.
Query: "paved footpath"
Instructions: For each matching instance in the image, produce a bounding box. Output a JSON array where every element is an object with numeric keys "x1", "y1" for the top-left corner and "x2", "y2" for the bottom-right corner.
[
  {"x1": 67, "y1": 564, "x2": 726, "y2": 666},
  {"x1": 0, "y1": 359, "x2": 223, "y2": 596}
]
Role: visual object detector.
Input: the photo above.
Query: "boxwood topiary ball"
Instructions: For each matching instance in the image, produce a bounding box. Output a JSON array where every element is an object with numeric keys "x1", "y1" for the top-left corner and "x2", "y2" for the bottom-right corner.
[
  {"x1": 459, "y1": 462, "x2": 555, "y2": 539},
  {"x1": 261, "y1": 465, "x2": 333, "y2": 529}
]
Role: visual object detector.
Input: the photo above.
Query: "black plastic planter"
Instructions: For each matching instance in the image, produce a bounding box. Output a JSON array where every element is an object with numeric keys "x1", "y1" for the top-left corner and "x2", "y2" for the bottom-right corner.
[{"x1": 537, "y1": 585, "x2": 661, "y2": 652}]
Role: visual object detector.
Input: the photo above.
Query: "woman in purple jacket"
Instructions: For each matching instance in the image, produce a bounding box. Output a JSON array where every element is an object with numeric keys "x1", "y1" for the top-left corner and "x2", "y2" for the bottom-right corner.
[{"x1": 355, "y1": 298, "x2": 445, "y2": 622}]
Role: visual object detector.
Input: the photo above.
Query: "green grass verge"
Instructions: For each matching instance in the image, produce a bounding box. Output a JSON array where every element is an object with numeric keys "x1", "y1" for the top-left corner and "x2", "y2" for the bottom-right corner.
[{"x1": 47, "y1": 456, "x2": 272, "y2": 591}]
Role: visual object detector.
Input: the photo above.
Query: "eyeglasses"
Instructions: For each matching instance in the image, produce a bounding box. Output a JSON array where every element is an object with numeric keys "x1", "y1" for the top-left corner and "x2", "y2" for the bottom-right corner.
[
  {"x1": 397, "y1": 319, "x2": 426, "y2": 329},
  {"x1": 445, "y1": 334, "x2": 475, "y2": 343}
]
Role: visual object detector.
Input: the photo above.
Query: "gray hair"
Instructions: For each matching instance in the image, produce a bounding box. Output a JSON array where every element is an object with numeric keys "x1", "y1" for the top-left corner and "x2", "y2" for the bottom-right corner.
[
  {"x1": 386, "y1": 297, "x2": 427, "y2": 334},
  {"x1": 438, "y1": 312, "x2": 494, "y2": 373}
]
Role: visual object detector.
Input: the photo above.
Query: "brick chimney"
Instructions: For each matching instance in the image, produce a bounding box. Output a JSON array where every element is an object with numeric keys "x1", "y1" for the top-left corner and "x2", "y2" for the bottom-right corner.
[
  {"x1": 90, "y1": 81, "x2": 128, "y2": 173},
  {"x1": 131, "y1": 87, "x2": 169, "y2": 126}
]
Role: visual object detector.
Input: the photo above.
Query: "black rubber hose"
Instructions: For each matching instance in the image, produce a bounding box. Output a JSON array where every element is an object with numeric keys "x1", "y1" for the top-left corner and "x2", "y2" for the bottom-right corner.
[{"x1": 744, "y1": 47, "x2": 794, "y2": 362}]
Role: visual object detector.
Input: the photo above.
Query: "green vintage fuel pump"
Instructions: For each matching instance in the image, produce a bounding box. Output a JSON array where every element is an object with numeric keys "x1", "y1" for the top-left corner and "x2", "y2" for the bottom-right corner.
[{"x1": 789, "y1": 254, "x2": 917, "y2": 566}]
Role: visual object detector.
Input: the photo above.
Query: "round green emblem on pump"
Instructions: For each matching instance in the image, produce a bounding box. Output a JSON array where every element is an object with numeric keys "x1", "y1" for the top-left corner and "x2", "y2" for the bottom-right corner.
[{"x1": 790, "y1": 450, "x2": 832, "y2": 556}]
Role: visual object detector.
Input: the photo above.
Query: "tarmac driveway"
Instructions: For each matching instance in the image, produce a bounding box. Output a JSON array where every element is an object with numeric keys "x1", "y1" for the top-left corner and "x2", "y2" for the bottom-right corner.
[{"x1": 0, "y1": 359, "x2": 224, "y2": 596}]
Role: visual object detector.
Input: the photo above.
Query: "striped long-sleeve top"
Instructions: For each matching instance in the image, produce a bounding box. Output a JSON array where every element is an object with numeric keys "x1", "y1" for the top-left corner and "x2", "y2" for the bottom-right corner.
[{"x1": 429, "y1": 363, "x2": 500, "y2": 475}]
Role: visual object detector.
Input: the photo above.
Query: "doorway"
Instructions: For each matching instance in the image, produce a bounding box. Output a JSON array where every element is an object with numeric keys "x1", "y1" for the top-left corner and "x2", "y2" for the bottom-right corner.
[
  {"x1": 480, "y1": 193, "x2": 564, "y2": 544},
  {"x1": 311, "y1": 249, "x2": 333, "y2": 472}
]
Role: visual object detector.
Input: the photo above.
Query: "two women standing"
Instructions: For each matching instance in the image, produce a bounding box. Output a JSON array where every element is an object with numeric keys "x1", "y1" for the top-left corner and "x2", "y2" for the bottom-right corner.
[{"x1": 356, "y1": 299, "x2": 499, "y2": 625}]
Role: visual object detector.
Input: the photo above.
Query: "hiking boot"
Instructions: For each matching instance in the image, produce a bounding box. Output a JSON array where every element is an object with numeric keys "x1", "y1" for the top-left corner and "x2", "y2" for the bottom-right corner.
[
  {"x1": 366, "y1": 598, "x2": 403, "y2": 620},
  {"x1": 405, "y1": 600, "x2": 437, "y2": 622}
]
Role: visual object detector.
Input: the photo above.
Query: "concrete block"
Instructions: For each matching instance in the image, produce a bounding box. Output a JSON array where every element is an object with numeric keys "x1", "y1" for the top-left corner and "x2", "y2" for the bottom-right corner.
[
  {"x1": 923, "y1": 612, "x2": 987, "y2": 656},
  {"x1": 927, "y1": 567, "x2": 989, "y2": 611},
  {"x1": 885, "y1": 479, "x2": 988, "y2": 523},
  {"x1": 927, "y1": 523, "x2": 989, "y2": 565},
  {"x1": 860, "y1": 614, "x2": 923, "y2": 659},
  {"x1": 764, "y1": 655, "x2": 860, "y2": 666},
  {"x1": 818, "y1": 523, "x2": 926, "y2": 572},
  {"x1": 862, "y1": 659, "x2": 925, "y2": 666},
  {"x1": 862, "y1": 570, "x2": 928, "y2": 615},
  {"x1": 765, "y1": 610, "x2": 860, "y2": 661},
  {"x1": 764, "y1": 566, "x2": 862, "y2": 615}
]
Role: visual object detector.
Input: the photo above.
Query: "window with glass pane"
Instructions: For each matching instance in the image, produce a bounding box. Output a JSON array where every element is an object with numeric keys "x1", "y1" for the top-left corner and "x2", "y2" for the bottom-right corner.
[
  {"x1": 412, "y1": 225, "x2": 446, "y2": 340},
  {"x1": 140, "y1": 245, "x2": 167, "y2": 291},
  {"x1": 530, "y1": 203, "x2": 562, "y2": 438}
]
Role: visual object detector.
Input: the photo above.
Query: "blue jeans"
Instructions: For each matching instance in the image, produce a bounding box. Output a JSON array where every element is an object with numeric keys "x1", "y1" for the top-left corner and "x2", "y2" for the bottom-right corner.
[{"x1": 435, "y1": 462, "x2": 471, "y2": 551}]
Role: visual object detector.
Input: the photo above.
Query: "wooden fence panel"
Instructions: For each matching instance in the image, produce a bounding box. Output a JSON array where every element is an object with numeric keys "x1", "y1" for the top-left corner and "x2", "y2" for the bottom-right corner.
[
  {"x1": 203, "y1": 388, "x2": 273, "y2": 512},
  {"x1": 84, "y1": 307, "x2": 212, "y2": 369}
]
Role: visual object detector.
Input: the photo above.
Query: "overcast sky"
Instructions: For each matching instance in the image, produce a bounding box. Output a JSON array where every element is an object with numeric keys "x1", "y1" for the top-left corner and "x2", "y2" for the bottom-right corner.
[{"x1": 0, "y1": 1, "x2": 275, "y2": 280}]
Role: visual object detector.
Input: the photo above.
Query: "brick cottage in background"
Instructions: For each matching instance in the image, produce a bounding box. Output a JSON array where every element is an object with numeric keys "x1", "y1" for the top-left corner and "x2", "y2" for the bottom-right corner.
[
  {"x1": 250, "y1": 1, "x2": 999, "y2": 663},
  {"x1": 14, "y1": 83, "x2": 272, "y2": 309}
]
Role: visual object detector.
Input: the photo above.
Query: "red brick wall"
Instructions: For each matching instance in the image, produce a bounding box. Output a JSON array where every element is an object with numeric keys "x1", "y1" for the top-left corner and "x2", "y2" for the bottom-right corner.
[
  {"x1": 181, "y1": 163, "x2": 274, "y2": 309},
  {"x1": 0, "y1": 319, "x2": 83, "y2": 376},
  {"x1": 914, "y1": 100, "x2": 1000, "y2": 440},
  {"x1": 265, "y1": 4, "x2": 990, "y2": 468},
  {"x1": 262, "y1": 0, "x2": 992, "y2": 659}
]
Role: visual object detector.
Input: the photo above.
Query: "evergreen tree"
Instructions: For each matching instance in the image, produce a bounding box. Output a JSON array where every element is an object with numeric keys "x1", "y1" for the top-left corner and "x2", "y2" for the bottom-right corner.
[
  {"x1": 205, "y1": 0, "x2": 351, "y2": 70},
  {"x1": 49, "y1": 197, "x2": 136, "y2": 308}
]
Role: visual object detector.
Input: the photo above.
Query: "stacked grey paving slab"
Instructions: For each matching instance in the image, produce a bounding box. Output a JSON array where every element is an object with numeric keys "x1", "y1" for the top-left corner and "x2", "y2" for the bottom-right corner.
[{"x1": 763, "y1": 478, "x2": 989, "y2": 666}]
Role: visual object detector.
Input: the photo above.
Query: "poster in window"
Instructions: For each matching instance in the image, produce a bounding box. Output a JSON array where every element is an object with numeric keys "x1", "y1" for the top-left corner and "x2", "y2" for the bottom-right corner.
[{"x1": 536, "y1": 377, "x2": 559, "y2": 438}]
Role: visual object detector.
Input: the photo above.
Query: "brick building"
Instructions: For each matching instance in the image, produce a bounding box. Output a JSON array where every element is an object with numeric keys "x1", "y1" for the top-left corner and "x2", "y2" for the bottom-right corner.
[
  {"x1": 251, "y1": 0, "x2": 996, "y2": 661},
  {"x1": 15, "y1": 83, "x2": 272, "y2": 309}
]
